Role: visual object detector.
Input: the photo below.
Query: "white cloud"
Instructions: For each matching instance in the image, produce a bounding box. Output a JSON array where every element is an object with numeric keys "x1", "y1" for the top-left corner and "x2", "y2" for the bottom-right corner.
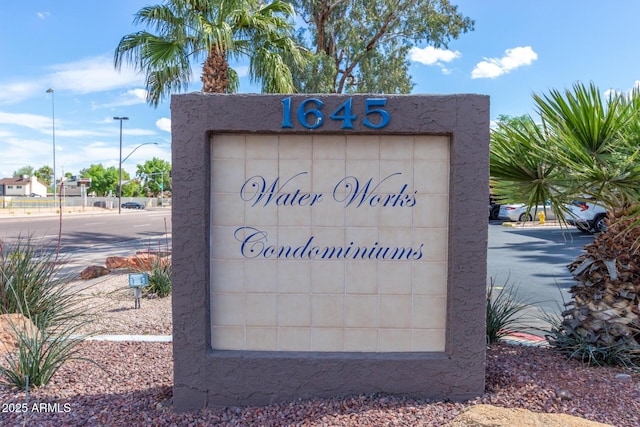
[
  {"x1": 0, "y1": 81, "x2": 44, "y2": 105},
  {"x1": 48, "y1": 55, "x2": 143, "y2": 93},
  {"x1": 471, "y1": 46, "x2": 538, "y2": 79},
  {"x1": 0, "y1": 55, "x2": 143, "y2": 105},
  {"x1": 37, "y1": 12, "x2": 50, "y2": 20},
  {"x1": 604, "y1": 80, "x2": 640, "y2": 100},
  {"x1": 124, "y1": 128, "x2": 157, "y2": 137},
  {"x1": 95, "y1": 88, "x2": 149, "y2": 109},
  {"x1": 0, "y1": 112, "x2": 52, "y2": 133},
  {"x1": 0, "y1": 137, "x2": 58, "y2": 177},
  {"x1": 55, "y1": 129, "x2": 110, "y2": 138},
  {"x1": 234, "y1": 65, "x2": 250, "y2": 78},
  {"x1": 156, "y1": 118, "x2": 171, "y2": 133},
  {"x1": 128, "y1": 88, "x2": 148, "y2": 102},
  {"x1": 410, "y1": 46, "x2": 461, "y2": 66}
]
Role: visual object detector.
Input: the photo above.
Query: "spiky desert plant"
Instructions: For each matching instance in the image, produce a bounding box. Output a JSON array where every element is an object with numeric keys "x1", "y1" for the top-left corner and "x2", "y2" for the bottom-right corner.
[
  {"x1": 0, "y1": 236, "x2": 98, "y2": 389},
  {"x1": 145, "y1": 255, "x2": 172, "y2": 298},
  {"x1": 486, "y1": 277, "x2": 533, "y2": 344},
  {"x1": 0, "y1": 236, "x2": 77, "y2": 331},
  {"x1": 0, "y1": 310, "x2": 97, "y2": 389}
]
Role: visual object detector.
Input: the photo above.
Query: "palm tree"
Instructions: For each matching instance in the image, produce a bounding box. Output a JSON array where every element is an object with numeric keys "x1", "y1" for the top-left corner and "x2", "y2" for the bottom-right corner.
[
  {"x1": 114, "y1": 0, "x2": 307, "y2": 106},
  {"x1": 491, "y1": 82, "x2": 640, "y2": 364}
]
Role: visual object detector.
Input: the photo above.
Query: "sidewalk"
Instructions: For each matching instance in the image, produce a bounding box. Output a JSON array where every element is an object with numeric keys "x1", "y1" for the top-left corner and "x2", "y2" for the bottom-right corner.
[{"x1": 0, "y1": 206, "x2": 119, "y2": 218}]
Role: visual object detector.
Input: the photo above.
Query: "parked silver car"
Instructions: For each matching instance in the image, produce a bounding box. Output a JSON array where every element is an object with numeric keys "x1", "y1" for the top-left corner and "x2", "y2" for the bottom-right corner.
[
  {"x1": 498, "y1": 202, "x2": 556, "y2": 222},
  {"x1": 566, "y1": 200, "x2": 607, "y2": 233}
]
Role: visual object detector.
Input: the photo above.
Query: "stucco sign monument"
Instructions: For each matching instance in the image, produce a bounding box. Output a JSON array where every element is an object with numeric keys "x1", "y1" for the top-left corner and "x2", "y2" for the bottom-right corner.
[{"x1": 171, "y1": 93, "x2": 489, "y2": 410}]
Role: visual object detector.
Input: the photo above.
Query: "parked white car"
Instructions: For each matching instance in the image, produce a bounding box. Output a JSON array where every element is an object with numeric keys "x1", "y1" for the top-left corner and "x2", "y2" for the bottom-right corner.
[
  {"x1": 565, "y1": 200, "x2": 608, "y2": 233},
  {"x1": 498, "y1": 202, "x2": 556, "y2": 222}
]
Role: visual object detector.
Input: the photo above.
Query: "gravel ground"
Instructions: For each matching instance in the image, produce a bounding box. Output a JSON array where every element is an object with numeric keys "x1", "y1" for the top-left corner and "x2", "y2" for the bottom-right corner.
[
  {"x1": 70, "y1": 272, "x2": 172, "y2": 336},
  {"x1": 0, "y1": 273, "x2": 639, "y2": 426}
]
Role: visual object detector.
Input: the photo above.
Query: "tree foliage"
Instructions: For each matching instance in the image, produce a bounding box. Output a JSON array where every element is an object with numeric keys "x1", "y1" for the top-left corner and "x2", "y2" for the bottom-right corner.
[
  {"x1": 12, "y1": 166, "x2": 53, "y2": 186},
  {"x1": 490, "y1": 82, "x2": 640, "y2": 225},
  {"x1": 136, "y1": 158, "x2": 172, "y2": 196},
  {"x1": 12, "y1": 166, "x2": 35, "y2": 178},
  {"x1": 79, "y1": 164, "x2": 130, "y2": 197},
  {"x1": 36, "y1": 166, "x2": 53, "y2": 186},
  {"x1": 114, "y1": 0, "x2": 307, "y2": 106},
  {"x1": 121, "y1": 180, "x2": 144, "y2": 197},
  {"x1": 288, "y1": 0, "x2": 474, "y2": 93}
]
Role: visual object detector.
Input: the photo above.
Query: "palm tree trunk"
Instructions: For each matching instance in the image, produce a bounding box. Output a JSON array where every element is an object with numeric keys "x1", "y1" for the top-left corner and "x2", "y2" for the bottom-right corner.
[
  {"x1": 201, "y1": 45, "x2": 229, "y2": 93},
  {"x1": 563, "y1": 215, "x2": 640, "y2": 348}
]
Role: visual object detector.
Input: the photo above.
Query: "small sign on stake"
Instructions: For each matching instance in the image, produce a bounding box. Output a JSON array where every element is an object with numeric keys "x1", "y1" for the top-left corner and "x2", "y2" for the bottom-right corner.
[{"x1": 128, "y1": 273, "x2": 149, "y2": 309}]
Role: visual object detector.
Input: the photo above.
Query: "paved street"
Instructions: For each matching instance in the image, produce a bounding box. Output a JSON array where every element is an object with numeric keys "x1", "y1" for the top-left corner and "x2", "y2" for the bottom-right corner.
[{"x1": 0, "y1": 207, "x2": 172, "y2": 275}]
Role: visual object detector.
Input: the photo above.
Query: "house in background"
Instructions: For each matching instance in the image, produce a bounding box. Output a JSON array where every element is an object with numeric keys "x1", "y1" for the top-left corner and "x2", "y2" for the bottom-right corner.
[
  {"x1": 0, "y1": 176, "x2": 48, "y2": 197},
  {"x1": 60, "y1": 176, "x2": 92, "y2": 196}
]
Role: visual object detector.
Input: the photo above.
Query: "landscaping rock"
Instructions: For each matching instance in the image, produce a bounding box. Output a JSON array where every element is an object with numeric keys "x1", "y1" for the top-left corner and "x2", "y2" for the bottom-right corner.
[
  {"x1": 105, "y1": 256, "x2": 129, "y2": 269},
  {"x1": 444, "y1": 404, "x2": 613, "y2": 427},
  {"x1": 106, "y1": 254, "x2": 165, "y2": 271},
  {"x1": 128, "y1": 253, "x2": 161, "y2": 270},
  {"x1": 79, "y1": 265, "x2": 110, "y2": 279},
  {"x1": 0, "y1": 313, "x2": 39, "y2": 354}
]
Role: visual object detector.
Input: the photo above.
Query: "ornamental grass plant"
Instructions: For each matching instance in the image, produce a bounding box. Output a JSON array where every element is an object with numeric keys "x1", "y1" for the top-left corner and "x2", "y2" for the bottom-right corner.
[
  {"x1": 144, "y1": 255, "x2": 172, "y2": 298},
  {"x1": 486, "y1": 276, "x2": 535, "y2": 344},
  {"x1": 0, "y1": 236, "x2": 97, "y2": 389},
  {"x1": 136, "y1": 223, "x2": 172, "y2": 298},
  {"x1": 0, "y1": 236, "x2": 77, "y2": 331},
  {"x1": 0, "y1": 309, "x2": 96, "y2": 389}
]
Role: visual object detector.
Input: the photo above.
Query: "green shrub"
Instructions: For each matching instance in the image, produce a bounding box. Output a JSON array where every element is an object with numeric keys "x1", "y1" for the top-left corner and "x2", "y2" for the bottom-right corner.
[
  {"x1": 0, "y1": 311, "x2": 96, "y2": 389},
  {"x1": 144, "y1": 255, "x2": 172, "y2": 297},
  {"x1": 486, "y1": 277, "x2": 533, "y2": 344},
  {"x1": 0, "y1": 236, "x2": 97, "y2": 389},
  {"x1": 0, "y1": 236, "x2": 76, "y2": 330}
]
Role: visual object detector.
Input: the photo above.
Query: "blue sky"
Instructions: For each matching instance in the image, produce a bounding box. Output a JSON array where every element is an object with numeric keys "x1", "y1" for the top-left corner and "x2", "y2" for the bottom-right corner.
[{"x1": 2, "y1": 0, "x2": 640, "y2": 179}]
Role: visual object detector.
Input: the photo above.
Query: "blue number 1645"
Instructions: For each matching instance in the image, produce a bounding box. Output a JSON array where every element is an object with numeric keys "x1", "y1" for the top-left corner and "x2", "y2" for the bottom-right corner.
[{"x1": 281, "y1": 97, "x2": 390, "y2": 129}]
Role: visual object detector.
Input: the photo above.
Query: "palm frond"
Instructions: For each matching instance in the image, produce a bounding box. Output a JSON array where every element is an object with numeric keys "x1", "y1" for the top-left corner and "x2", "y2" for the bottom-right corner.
[{"x1": 114, "y1": 0, "x2": 307, "y2": 101}]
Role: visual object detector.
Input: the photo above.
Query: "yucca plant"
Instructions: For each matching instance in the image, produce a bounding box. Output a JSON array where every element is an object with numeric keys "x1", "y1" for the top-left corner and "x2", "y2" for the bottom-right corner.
[
  {"x1": 132, "y1": 251, "x2": 172, "y2": 298},
  {"x1": 0, "y1": 236, "x2": 98, "y2": 389},
  {"x1": 145, "y1": 255, "x2": 172, "y2": 298},
  {"x1": 486, "y1": 277, "x2": 533, "y2": 344},
  {"x1": 0, "y1": 310, "x2": 97, "y2": 389},
  {"x1": 0, "y1": 236, "x2": 78, "y2": 331}
]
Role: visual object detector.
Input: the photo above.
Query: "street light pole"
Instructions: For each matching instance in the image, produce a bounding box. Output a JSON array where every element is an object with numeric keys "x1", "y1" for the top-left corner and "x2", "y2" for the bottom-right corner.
[
  {"x1": 121, "y1": 142, "x2": 158, "y2": 164},
  {"x1": 117, "y1": 141, "x2": 158, "y2": 213},
  {"x1": 46, "y1": 88, "x2": 56, "y2": 201},
  {"x1": 114, "y1": 117, "x2": 129, "y2": 214}
]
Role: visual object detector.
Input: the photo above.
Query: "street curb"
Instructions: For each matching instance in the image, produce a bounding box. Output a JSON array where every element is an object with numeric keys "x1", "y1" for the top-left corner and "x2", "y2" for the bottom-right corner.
[
  {"x1": 501, "y1": 332, "x2": 547, "y2": 347},
  {"x1": 499, "y1": 221, "x2": 565, "y2": 229},
  {"x1": 85, "y1": 335, "x2": 172, "y2": 342}
]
